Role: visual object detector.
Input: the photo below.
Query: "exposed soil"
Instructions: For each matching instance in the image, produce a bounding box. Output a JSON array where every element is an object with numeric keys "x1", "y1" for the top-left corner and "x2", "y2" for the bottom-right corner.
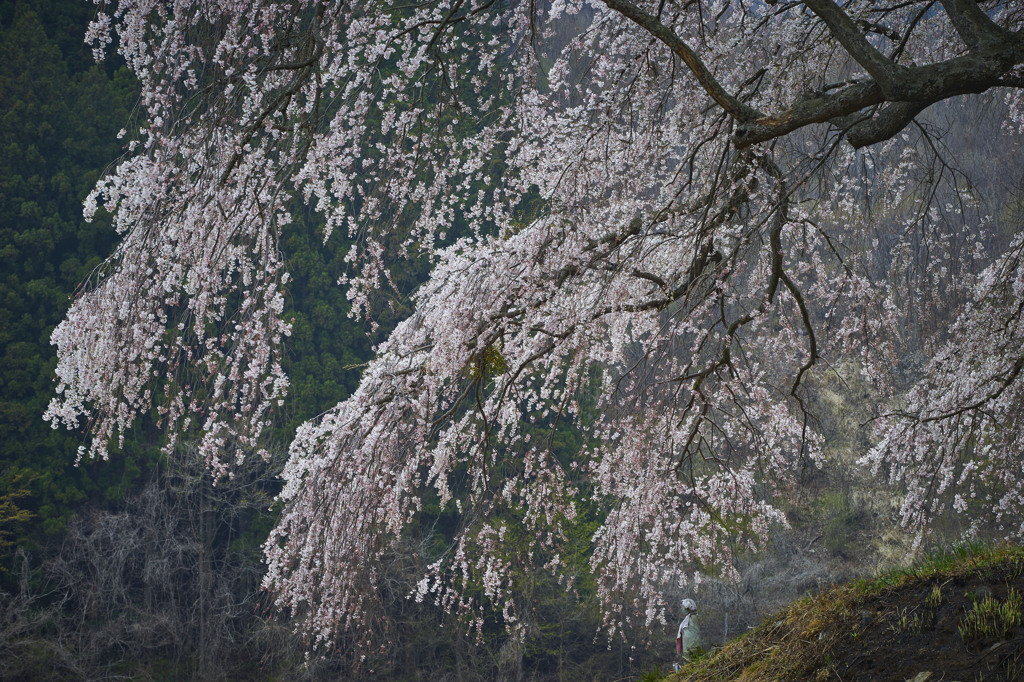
[
  {"x1": 674, "y1": 545, "x2": 1024, "y2": 682},
  {"x1": 841, "y1": 570, "x2": 1024, "y2": 681}
]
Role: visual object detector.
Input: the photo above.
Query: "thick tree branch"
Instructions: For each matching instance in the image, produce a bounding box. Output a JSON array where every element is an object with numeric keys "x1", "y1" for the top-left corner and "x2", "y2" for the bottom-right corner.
[
  {"x1": 937, "y1": 0, "x2": 1022, "y2": 51},
  {"x1": 604, "y1": 0, "x2": 1024, "y2": 149},
  {"x1": 736, "y1": 42, "x2": 1024, "y2": 147},
  {"x1": 801, "y1": 0, "x2": 903, "y2": 97},
  {"x1": 735, "y1": 81, "x2": 884, "y2": 147},
  {"x1": 601, "y1": 0, "x2": 763, "y2": 122},
  {"x1": 846, "y1": 100, "x2": 930, "y2": 148}
]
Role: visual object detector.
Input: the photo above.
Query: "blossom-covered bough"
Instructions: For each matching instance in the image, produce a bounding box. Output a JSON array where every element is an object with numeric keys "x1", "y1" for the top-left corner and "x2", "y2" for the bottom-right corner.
[{"x1": 48, "y1": 0, "x2": 1024, "y2": 654}]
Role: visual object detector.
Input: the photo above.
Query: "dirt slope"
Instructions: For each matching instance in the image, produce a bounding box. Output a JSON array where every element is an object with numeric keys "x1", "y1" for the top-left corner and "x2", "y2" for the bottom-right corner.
[{"x1": 673, "y1": 544, "x2": 1024, "y2": 682}]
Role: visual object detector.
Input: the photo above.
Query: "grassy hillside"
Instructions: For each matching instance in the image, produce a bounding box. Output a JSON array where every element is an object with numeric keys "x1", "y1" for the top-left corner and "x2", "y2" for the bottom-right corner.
[{"x1": 672, "y1": 543, "x2": 1024, "y2": 682}]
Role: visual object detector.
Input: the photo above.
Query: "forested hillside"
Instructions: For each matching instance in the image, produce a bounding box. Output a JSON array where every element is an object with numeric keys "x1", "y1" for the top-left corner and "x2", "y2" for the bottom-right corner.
[{"x1": 1, "y1": 0, "x2": 138, "y2": 544}]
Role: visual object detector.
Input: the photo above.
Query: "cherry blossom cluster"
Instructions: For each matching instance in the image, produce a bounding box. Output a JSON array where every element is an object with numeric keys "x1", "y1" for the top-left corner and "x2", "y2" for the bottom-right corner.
[{"x1": 51, "y1": 0, "x2": 1024, "y2": 655}]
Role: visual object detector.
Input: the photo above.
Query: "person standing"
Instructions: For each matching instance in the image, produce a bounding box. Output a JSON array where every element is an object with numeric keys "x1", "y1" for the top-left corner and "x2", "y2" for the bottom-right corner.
[{"x1": 676, "y1": 598, "x2": 701, "y2": 660}]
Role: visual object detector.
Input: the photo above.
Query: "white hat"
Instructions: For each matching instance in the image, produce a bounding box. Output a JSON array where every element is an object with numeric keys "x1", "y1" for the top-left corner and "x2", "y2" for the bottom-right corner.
[{"x1": 681, "y1": 598, "x2": 696, "y2": 612}]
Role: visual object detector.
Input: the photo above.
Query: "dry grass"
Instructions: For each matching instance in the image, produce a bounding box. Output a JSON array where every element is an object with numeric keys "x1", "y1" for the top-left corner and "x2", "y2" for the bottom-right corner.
[{"x1": 671, "y1": 543, "x2": 1024, "y2": 682}]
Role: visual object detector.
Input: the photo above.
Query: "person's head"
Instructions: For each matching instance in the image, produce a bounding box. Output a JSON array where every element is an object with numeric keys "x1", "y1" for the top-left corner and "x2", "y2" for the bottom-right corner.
[{"x1": 682, "y1": 598, "x2": 696, "y2": 613}]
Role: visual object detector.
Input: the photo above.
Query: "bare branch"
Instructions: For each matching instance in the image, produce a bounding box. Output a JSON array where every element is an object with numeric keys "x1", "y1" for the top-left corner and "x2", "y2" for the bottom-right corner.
[
  {"x1": 602, "y1": 0, "x2": 764, "y2": 122},
  {"x1": 801, "y1": 0, "x2": 903, "y2": 97}
]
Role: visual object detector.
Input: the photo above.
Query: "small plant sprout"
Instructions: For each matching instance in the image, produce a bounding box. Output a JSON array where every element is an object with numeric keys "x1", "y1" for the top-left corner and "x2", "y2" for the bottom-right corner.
[{"x1": 958, "y1": 589, "x2": 1023, "y2": 644}]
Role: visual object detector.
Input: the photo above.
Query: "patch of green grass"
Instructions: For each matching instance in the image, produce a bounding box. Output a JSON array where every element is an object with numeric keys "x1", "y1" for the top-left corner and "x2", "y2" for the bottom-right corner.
[
  {"x1": 926, "y1": 583, "x2": 943, "y2": 609},
  {"x1": 889, "y1": 606, "x2": 926, "y2": 635},
  {"x1": 853, "y1": 541, "x2": 1022, "y2": 596},
  {"x1": 640, "y1": 666, "x2": 665, "y2": 682},
  {"x1": 958, "y1": 588, "x2": 1023, "y2": 643}
]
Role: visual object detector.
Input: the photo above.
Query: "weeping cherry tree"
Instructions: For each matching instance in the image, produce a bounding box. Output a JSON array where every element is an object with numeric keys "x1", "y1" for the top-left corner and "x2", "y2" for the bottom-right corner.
[{"x1": 45, "y1": 0, "x2": 1024, "y2": 655}]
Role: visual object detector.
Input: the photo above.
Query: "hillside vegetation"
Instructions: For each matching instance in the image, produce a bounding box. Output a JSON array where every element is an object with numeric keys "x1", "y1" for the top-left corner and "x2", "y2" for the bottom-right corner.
[{"x1": 673, "y1": 544, "x2": 1024, "y2": 682}]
